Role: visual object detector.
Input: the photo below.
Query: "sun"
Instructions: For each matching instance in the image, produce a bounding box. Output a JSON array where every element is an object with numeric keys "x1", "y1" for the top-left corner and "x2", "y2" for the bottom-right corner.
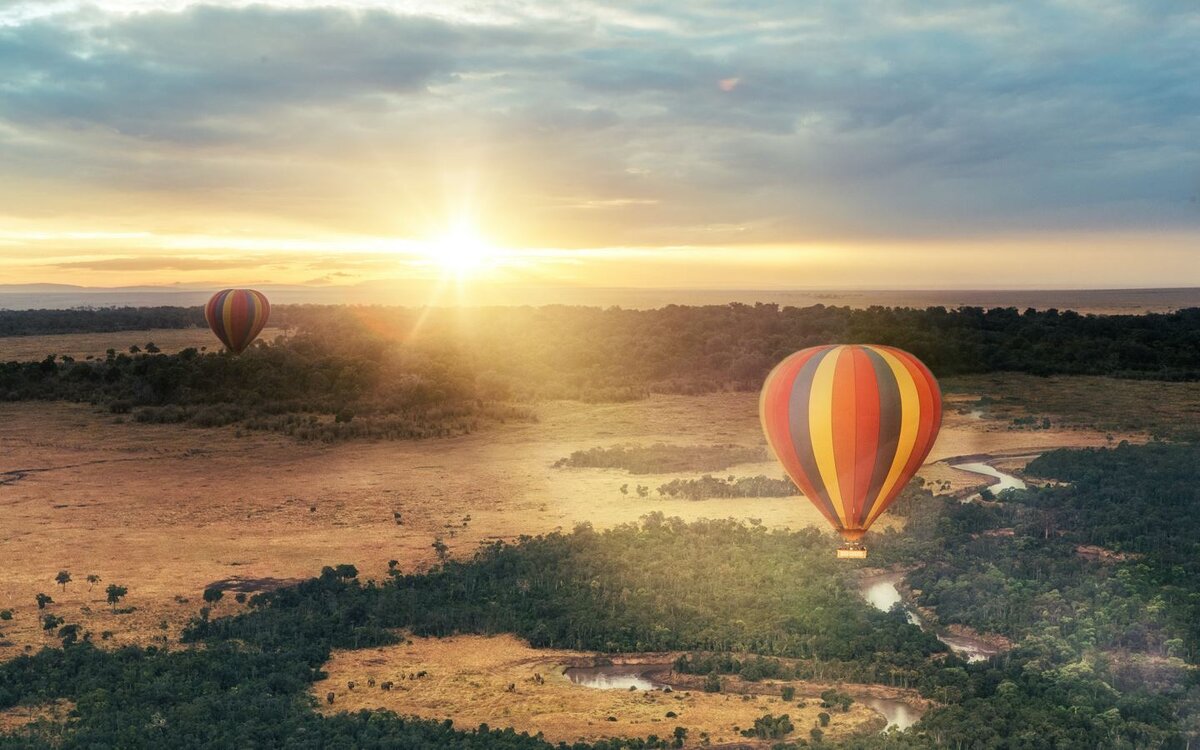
[{"x1": 423, "y1": 223, "x2": 498, "y2": 277}]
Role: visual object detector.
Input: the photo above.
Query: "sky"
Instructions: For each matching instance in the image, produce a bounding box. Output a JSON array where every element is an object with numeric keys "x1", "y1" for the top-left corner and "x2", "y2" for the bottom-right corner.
[{"x1": 0, "y1": 0, "x2": 1197, "y2": 291}]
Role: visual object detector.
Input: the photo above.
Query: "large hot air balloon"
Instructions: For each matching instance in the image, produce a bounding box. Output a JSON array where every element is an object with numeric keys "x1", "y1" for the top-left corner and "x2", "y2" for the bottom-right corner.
[
  {"x1": 760, "y1": 345, "x2": 941, "y2": 558},
  {"x1": 204, "y1": 289, "x2": 270, "y2": 355}
]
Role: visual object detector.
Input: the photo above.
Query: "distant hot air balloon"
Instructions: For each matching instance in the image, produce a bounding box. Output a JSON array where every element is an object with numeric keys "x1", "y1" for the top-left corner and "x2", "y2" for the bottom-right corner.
[
  {"x1": 760, "y1": 345, "x2": 941, "y2": 558},
  {"x1": 204, "y1": 289, "x2": 270, "y2": 354}
]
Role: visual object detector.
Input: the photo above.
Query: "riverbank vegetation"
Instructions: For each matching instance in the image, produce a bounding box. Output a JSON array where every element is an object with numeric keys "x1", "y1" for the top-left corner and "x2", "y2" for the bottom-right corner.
[
  {"x1": 878, "y1": 443, "x2": 1200, "y2": 663},
  {"x1": 654, "y1": 475, "x2": 795, "y2": 500},
  {"x1": 3, "y1": 505, "x2": 1193, "y2": 748},
  {"x1": 552, "y1": 445, "x2": 764, "y2": 475}
]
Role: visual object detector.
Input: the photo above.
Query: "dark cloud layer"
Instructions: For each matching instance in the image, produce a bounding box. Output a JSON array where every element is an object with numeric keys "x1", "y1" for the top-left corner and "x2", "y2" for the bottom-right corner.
[{"x1": 1, "y1": 0, "x2": 1197, "y2": 247}]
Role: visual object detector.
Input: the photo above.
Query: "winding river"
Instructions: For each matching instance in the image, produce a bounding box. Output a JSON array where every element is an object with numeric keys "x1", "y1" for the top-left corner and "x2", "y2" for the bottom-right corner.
[
  {"x1": 566, "y1": 458, "x2": 1025, "y2": 733},
  {"x1": 951, "y1": 455, "x2": 1031, "y2": 501},
  {"x1": 858, "y1": 455, "x2": 1027, "y2": 663}
]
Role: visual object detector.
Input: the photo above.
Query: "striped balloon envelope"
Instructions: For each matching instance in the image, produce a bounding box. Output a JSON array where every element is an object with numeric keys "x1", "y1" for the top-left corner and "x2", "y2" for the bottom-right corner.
[
  {"x1": 204, "y1": 289, "x2": 271, "y2": 355},
  {"x1": 760, "y1": 345, "x2": 941, "y2": 557}
]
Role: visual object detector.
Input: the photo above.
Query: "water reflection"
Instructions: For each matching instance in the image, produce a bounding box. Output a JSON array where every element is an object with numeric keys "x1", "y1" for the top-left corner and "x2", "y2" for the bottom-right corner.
[
  {"x1": 860, "y1": 573, "x2": 994, "y2": 663},
  {"x1": 952, "y1": 460, "x2": 1027, "y2": 501},
  {"x1": 862, "y1": 697, "x2": 919, "y2": 731},
  {"x1": 564, "y1": 664, "x2": 667, "y2": 691}
]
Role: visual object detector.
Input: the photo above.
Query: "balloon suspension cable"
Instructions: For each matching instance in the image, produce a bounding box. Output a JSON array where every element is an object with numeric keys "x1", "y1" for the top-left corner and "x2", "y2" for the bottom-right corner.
[{"x1": 836, "y1": 541, "x2": 867, "y2": 560}]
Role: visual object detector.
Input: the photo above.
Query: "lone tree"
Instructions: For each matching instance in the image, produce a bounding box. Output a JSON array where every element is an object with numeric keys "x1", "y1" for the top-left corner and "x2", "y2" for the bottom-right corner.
[
  {"x1": 58, "y1": 623, "x2": 81, "y2": 646},
  {"x1": 106, "y1": 583, "x2": 128, "y2": 611},
  {"x1": 86, "y1": 574, "x2": 102, "y2": 591},
  {"x1": 431, "y1": 537, "x2": 449, "y2": 564},
  {"x1": 672, "y1": 726, "x2": 688, "y2": 748},
  {"x1": 55, "y1": 571, "x2": 71, "y2": 591},
  {"x1": 35, "y1": 593, "x2": 53, "y2": 610},
  {"x1": 202, "y1": 587, "x2": 224, "y2": 605}
]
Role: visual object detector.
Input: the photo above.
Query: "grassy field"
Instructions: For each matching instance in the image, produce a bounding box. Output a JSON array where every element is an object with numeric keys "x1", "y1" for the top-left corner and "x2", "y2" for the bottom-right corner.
[
  {"x1": 0, "y1": 391, "x2": 1123, "y2": 660},
  {"x1": 944, "y1": 373, "x2": 1200, "y2": 440},
  {"x1": 0, "y1": 328, "x2": 283, "y2": 361},
  {"x1": 315, "y1": 634, "x2": 885, "y2": 745},
  {"x1": 0, "y1": 351, "x2": 1152, "y2": 743}
]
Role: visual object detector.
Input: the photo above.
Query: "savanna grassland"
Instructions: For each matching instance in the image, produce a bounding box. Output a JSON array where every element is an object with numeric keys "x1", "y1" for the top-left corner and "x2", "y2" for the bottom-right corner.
[{"x1": 1, "y1": 303, "x2": 1199, "y2": 748}]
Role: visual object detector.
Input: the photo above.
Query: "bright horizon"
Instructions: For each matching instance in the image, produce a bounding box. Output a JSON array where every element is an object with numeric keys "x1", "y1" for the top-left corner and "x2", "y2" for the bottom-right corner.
[{"x1": 1, "y1": 1, "x2": 1197, "y2": 292}]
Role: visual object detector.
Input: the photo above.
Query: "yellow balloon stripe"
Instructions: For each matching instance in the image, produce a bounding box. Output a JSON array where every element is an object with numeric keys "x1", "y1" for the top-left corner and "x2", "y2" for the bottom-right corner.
[
  {"x1": 249, "y1": 292, "x2": 261, "y2": 342},
  {"x1": 808, "y1": 346, "x2": 847, "y2": 526},
  {"x1": 221, "y1": 292, "x2": 236, "y2": 349},
  {"x1": 865, "y1": 347, "x2": 920, "y2": 526}
]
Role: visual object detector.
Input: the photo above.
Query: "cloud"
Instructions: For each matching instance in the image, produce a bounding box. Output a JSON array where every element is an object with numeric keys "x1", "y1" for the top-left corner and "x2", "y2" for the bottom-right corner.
[
  {"x1": 47, "y1": 255, "x2": 294, "y2": 272},
  {"x1": 0, "y1": 0, "x2": 1196, "y2": 258}
]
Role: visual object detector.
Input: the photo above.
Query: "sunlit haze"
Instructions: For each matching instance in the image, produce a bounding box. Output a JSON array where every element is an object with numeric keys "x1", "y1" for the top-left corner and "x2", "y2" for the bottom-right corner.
[{"x1": 1, "y1": 0, "x2": 1197, "y2": 293}]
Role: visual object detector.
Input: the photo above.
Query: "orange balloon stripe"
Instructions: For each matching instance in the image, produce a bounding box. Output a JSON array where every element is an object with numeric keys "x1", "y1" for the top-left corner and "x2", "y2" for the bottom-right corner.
[
  {"x1": 830, "y1": 348, "x2": 860, "y2": 525},
  {"x1": 849, "y1": 346, "x2": 881, "y2": 526}
]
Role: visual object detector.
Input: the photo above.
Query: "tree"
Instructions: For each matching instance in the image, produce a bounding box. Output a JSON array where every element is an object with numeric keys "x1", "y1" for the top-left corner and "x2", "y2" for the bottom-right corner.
[
  {"x1": 129, "y1": 345, "x2": 141, "y2": 354},
  {"x1": 106, "y1": 584, "x2": 128, "y2": 611},
  {"x1": 432, "y1": 537, "x2": 449, "y2": 564},
  {"x1": 86, "y1": 574, "x2": 102, "y2": 591},
  {"x1": 703, "y1": 671, "x2": 722, "y2": 693},
  {"x1": 672, "y1": 726, "x2": 687, "y2": 748},
  {"x1": 42, "y1": 614, "x2": 64, "y2": 632},
  {"x1": 203, "y1": 587, "x2": 224, "y2": 605},
  {"x1": 55, "y1": 571, "x2": 72, "y2": 591},
  {"x1": 781, "y1": 685, "x2": 796, "y2": 701},
  {"x1": 145, "y1": 342, "x2": 160, "y2": 353},
  {"x1": 58, "y1": 623, "x2": 81, "y2": 646},
  {"x1": 36, "y1": 593, "x2": 53, "y2": 610}
]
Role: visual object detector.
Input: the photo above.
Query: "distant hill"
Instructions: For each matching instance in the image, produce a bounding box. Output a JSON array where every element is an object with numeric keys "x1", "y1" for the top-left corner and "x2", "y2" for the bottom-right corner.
[{"x1": 1, "y1": 283, "x2": 1198, "y2": 314}]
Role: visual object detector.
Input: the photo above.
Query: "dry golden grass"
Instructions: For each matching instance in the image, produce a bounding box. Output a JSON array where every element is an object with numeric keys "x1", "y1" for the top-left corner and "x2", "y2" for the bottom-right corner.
[
  {"x1": 945, "y1": 373, "x2": 1200, "y2": 440},
  {"x1": 0, "y1": 389, "x2": 1129, "y2": 662},
  {"x1": 0, "y1": 328, "x2": 283, "y2": 361},
  {"x1": 0, "y1": 700, "x2": 73, "y2": 733},
  {"x1": 0, "y1": 370, "x2": 1146, "y2": 743},
  {"x1": 315, "y1": 634, "x2": 885, "y2": 746}
]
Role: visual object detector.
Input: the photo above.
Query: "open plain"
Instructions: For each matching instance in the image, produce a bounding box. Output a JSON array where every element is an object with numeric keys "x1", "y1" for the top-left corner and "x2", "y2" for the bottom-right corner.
[{"x1": 0, "y1": 344, "x2": 1152, "y2": 743}]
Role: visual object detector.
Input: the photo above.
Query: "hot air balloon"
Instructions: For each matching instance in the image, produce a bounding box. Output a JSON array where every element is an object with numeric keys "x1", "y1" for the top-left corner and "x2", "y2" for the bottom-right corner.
[
  {"x1": 760, "y1": 345, "x2": 941, "y2": 558},
  {"x1": 204, "y1": 289, "x2": 270, "y2": 355}
]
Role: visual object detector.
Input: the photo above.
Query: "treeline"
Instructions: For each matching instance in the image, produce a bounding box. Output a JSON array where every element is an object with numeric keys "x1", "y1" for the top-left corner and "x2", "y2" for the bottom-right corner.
[
  {"x1": 655, "y1": 474, "x2": 795, "y2": 500},
  {"x1": 4, "y1": 304, "x2": 1200, "y2": 439},
  {"x1": 0, "y1": 327, "x2": 535, "y2": 441},
  {"x1": 282, "y1": 304, "x2": 1200, "y2": 393},
  {"x1": 553, "y1": 444, "x2": 764, "y2": 474},
  {"x1": 7, "y1": 303, "x2": 1200, "y2": 399},
  {"x1": 0, "y1": 307, "x2": 208, "y2": 336}
]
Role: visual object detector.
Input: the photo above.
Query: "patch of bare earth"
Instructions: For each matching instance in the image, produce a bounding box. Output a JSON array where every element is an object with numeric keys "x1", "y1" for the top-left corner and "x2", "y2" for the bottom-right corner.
[
  {"x1": 0, "y1": 699, "x2": 73, "y2": 734},
  {"x1": 314, "y1": 634, "x2": 884, "y2": 746}
]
